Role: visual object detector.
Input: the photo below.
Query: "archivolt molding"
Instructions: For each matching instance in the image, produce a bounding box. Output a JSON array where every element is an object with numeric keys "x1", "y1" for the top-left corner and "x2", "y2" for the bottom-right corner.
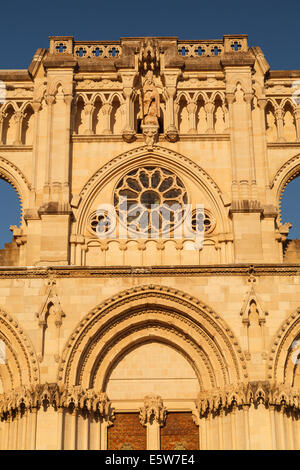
[
  {"x1": 271, "y1": 153, "x2": 300, "y2": 195},
  {"x1": 0, "y1": 156, "x2": 31, "y2": 192},
  {"x1": 270, "y1": 153, "x2": 300, "y2": 223},
  {"x1": 267, "y1": 307, "x2": 300, "y2": 383},
  {"x1": 0, "y1": 307, "x2": 40, "y2": 390},
  {"x1": 0, "y1": 156, "x2": 31, "y2": 219},
  {"x1": 89, "y1": 319, "x2": 215, "y2": 390},
  {"x1": 75, "y1": 145, "x2": 228, "y2": 235},
  {"x1": 79, "y1": 145, "x2": 223, "y2": 199},
  {"x1": 57, "y1": 285, "x2": 247, "y2": 390}
]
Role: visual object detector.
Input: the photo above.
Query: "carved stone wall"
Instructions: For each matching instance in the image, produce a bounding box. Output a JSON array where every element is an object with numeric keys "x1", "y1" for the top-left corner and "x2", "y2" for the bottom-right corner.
[{"x1": 0, "y1": 34, "x2": 299, "y2": 449}]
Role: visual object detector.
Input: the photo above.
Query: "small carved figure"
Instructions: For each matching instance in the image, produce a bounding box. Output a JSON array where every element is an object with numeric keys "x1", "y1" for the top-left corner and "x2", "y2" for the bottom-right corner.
[{"x1": 140, "y1": 70, "x2": 160, "y2": 126}]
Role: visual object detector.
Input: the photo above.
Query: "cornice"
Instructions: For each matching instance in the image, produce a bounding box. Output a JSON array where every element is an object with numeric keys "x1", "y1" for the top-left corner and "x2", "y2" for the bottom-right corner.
[
  {"x1": 0, "y1": 264, "x2": 299, "y2": 279},
  {"x1": 71, "y1": 134, "x2": 230, "y2": 143}
]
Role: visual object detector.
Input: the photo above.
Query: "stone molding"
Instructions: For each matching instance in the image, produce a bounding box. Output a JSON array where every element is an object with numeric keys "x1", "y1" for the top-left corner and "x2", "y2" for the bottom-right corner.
[{"x1": 0, "y1": 264, "x2": 298, "y2": 279}]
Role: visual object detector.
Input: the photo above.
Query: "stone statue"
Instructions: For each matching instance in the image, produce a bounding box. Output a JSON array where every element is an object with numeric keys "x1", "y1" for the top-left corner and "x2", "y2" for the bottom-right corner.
[{"x1": 140, "y1": 70, "x2": 160, "y2": 126}]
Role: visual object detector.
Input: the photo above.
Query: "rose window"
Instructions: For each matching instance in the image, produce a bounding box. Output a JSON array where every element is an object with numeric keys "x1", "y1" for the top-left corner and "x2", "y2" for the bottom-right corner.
[{"x1": 114, "y1": 167, "x2": 188, "y2": 235}]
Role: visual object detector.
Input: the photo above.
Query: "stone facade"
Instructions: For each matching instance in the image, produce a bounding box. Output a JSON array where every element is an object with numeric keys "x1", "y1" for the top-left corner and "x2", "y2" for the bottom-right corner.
[{"x1": 0, "y1": 34, "x2": 299, "y2": 449}]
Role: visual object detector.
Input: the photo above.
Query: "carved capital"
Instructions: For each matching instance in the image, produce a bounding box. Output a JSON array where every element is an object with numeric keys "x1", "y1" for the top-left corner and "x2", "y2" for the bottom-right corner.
[
  {"x1": 101, "y1": 103, "x2": 112, "y2": 115},
  {"x1": 257, "y1": 98, "x2": 267, "y2": 110},
  {"x1": 244, "y1": 93, "x2": 253, "y2": 104},
  {"x1": 139, "y1": 394, "x2": 167, "y2": 426},
  {"x1": 187, "y1": 102, "x2": 197, "y2": 115},
  {"x1": 204, "y1": 101, "x2": 215, "y2": 113},
  {"x1": 163, "y1": 72, "x2": 180, "y2": 89},
  {"x1": 83, "y1": 102, "x2": 95, "y2": 115},
  {"x1": 226, "y1": 93, "x2": 235, "y2": 105},
  {"x1": 64, "y1": 94, "x2": 73, "y2": 106},
  {"x1": 45, "y1": 94, "x2": 55, "y2": 106},
  {"x1": 13, "y1": 111, "x2": 24, "y2": 123},
  {"x1": 32, "y1": 101, "x2": 42, "y2": 113},
  {"x1": 275, "y1": 108, "x2": 284, "y2": 120}
]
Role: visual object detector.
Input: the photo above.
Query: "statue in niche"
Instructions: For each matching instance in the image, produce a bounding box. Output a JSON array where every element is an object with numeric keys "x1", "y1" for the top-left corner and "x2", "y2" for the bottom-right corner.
[
  {"x1": 248, "y1": 300, "x2": 259, "y2": 325},
  {"x1": 140, "y1": 70, "x2": 160, "y2": 126}
]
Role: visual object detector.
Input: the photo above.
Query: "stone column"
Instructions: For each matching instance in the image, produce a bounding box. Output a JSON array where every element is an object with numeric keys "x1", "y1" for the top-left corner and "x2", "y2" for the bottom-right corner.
[
  {"x1": 295, "y1": 106, "x2": 300, "y2": 141},
  {"x1": 226, "y1": 92, "x2": 238, "y2": 198},
  {"x1": 187, "y1": 101, "x2": 197, "y2": 133},
  {"x1": 13, "y1": 111, "x2": 24, "y2": 145},
  {"x1": 121, "y1": 72, "x2": 136, "y2": 142},
  {"x1": 244, "y1": 93, "x2": 257, "y2": 199},
  {"x1": 275, "y1": 108, "x2": 286, "y2": 142},
  {"x1": 0, "y1": 111, "x2": 6, "y2": 145},
  {"x1": 164, "y1": 72, "x2": 180, "y2": 142},
  {"x1": 83, "y1": 102, "x2": 95, "y2": 135},
  {"x1": 31, "y1": 101, "x2": 42, "y2": 202},
  {"x1": 44, "y1": 94, "x2": 55, "y2": 194},
  {"x1": 257, "y1": 98, "x2": 270, "y2": 195},
  {"x1": 139, "y1": 394, "x2": 167, "y2": 450},
  {"x1": 101, "y1": 103, "x2": 113, "y2": 135},
  {"x1": 204, "y1": 101, "x2": 215, "y2": 134},
  {"x1": 63, "y1": 94, "x2": 73, "y2": 203}
]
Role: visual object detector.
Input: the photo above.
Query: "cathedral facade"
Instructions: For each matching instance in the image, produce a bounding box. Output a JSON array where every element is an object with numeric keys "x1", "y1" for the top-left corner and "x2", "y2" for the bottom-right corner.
[{"x1": 0, "y1": 34, "x2": 299, "y2": 449}]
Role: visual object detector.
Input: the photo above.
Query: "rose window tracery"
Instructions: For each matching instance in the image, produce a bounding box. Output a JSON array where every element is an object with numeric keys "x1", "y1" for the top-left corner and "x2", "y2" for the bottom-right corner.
[{"x1": 114, "y1": 167, "x2": 188, "y2": 236}]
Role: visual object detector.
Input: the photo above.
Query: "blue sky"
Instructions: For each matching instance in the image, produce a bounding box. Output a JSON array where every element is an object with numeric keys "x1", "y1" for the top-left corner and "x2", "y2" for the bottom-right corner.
[{"x1": 0, "y1": 0, "x2": 299, "y2": 248}]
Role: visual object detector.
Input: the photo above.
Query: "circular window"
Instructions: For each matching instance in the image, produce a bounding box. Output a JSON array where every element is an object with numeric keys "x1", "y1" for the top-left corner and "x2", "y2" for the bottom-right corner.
[
  {"x1": 192, "y1": 209, "x2": 215, "y2": 235},
  {"x1": 114, "y1": 167, "x2": 188, "y2": 236},
  {"x1": 88, "y1": 210, "x2": 115, "y2": 236}
]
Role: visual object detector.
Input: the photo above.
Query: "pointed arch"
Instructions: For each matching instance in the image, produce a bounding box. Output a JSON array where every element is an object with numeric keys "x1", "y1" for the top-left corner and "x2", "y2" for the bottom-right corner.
[
  {"x1": 20, "y1": 102, "x2": 34, "y2": 145},
  {"x1": 110, "y1": 95, "x2": 123, "y2": 134},
  {"x1": 2, "y1": 104, "x2": 16, "y2": 145},
  {"x1": 177, "y1": 94, "x2": 189, "y2": 133},
  {"x1": 48, "y1": 80, "x2": 65, "y2": 97},
  {"x1": 73, "y1": 95, "x2": 85, "y2": 135},
  {"x1": 265, "y1": 100, "x2": 277, "y2": 143},
  {"x1": 74, "y1": 145, "x2": 230, "y2": 236},
  {"x1": 267, "y1": 307, "x2": 300, "y2": 385},
  {"x1": 0, "y1": 155, "x2": 31, "y2": 220},
  {"x1": 271, "y1": 153, "x2": 300, "y2": 225},
  {"x1": 281, "y1": 99, "x2": 297, "y2": 142},
  {"x1": 58, "y1": 285, "x2": 247, "y2": 392},
  {"x1": 0, "y1": 306, "x2": 39, "y2": 391}
]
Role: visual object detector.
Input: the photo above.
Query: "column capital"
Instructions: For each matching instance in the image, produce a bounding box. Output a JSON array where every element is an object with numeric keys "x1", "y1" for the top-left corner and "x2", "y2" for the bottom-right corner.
[
  {"x1": 64, "y1": 94, "x2": 73, "y2": 106},
  {"x1": 45, "y1": 94, "x2": 55, "y2": 106},
  {"x1": 257, "y1": 98, "x2": 267, "y2": 110},
  {"x1": 32, "y1": 101, "x2": 42, "y2": 113},
  {"x1": 83, "y1": 102, "x2": 95, "y2": 115},
  {"x1": 139, "y1": 394, "x2": 167, "y2": 426},
  {"x1": 226, "y1": 92, "x2": 235, "y2": 105}
]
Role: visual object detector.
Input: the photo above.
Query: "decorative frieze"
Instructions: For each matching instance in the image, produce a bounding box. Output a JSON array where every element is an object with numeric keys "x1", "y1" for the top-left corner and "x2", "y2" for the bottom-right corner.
[{"x1": 0, "y1": 383, "x2": 114, "y2": 422}]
